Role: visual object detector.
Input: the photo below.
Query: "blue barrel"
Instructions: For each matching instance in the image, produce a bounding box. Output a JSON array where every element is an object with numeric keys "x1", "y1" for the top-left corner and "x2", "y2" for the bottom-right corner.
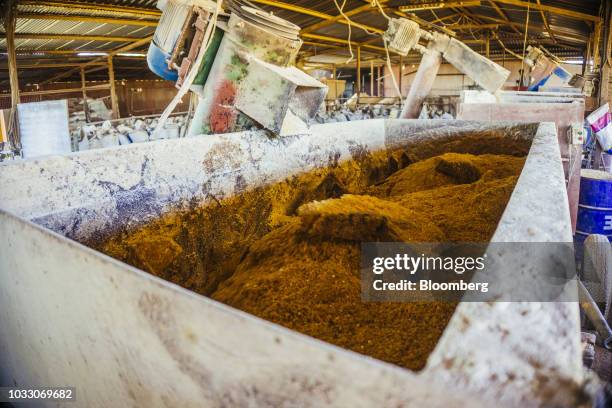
[{"x1": 576, "y1": 169, "x2": 612, "y2": 243}]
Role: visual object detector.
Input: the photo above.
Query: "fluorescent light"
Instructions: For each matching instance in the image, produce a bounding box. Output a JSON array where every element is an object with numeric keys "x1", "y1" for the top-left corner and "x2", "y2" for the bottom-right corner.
[
  {"x1": 117, "y1": 53, "x2": 146, "y2": 57},
  {"x1": 77, "y1": 52, "x2": 108, "y2": 57},
  {"x1": 399, "y1": 1, "x2": 481, "y2": 12},
  {"x1": 562, "y1": 59, "x2": 584, "y2": 65}
]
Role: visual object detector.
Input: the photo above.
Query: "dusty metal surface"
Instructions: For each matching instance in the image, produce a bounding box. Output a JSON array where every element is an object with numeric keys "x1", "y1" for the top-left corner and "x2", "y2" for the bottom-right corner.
[
  {"x1": 399, "y1": 50, "x2": 442, "y2": 119},
  {"x1": 457, "y1": 99, "x2": 585, "y2": 233},
  {"x1": 0, "y1": 120, "x2": 585, "y2": 407},
  {"x1": 186, "y1": 10, "x2": 325, "y2": 137}
]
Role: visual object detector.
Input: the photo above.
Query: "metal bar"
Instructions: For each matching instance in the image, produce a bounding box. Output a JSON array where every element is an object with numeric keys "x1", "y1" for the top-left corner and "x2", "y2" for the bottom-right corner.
[
  {"x1": 391, "y1": 10, "x2": 456, "y2": 36},
  {"x1": 11, "y1": 34, "x2": 144, "y2": 42},
  {"x1": 19, "y1": 1, "x2": 161, "y2": 17},
  {"x1": 300, "y1": 2, "x2": 386, "y2": 35},
  {"x1": 493, "y1": 0, "x2": 601, "y2": 22},
  {"x1": 488, "y1": 1, "x2": 522, "y2": 35},
  {"x1": 399, "y1": 1, "x2": 481, "y2": 12},
  {"x1": 0, "y1": 84, "x2": 110, "y2": 97},
  {"x1": 40, "y1": 36, "x2": 152, "y2": 85},
  {"x1": 249, "y1": 0, "x2": 383, "y2": 34},
  {"x1": 12, "y1": 50, "x2": 115, "y2": 56},
  {"x1": 302, "y1": 41, "x2": 345, "y2": 50},
  {"x1": 428, "y1": 13, "x2": 463, "y2": 24},
  {"x1": 3, "y1": 1, "x2": 19, "y2": 107},
  {"x1": 535, "y1": 0, "x2": 556, "y2": 44},
  {"x1": 446, "y1": 23, "x2": 499, "y2": 30},
  {"x1": 0, "y1": 62, "x2": 107, "y2": 69},
  {"x1": 400, "y1": 50, "x2": 442, "y2": 118},
  {"x1": 300, "y1": 33, "x2": 386, "y2": 52},
  {"x1": 17, "y1": 13, "x2": 158, "y2": 27},
  {"x1": 475, "y1": 14, "x2": 587, "y2": 42}
]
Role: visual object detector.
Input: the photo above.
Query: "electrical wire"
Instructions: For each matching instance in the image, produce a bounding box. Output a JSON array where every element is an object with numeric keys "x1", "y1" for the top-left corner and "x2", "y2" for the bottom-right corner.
[
  {"x1": 152, "y1": 0, "x2": 224, "y2": 139},
  {"x1": 369, "y1": 0, "x2": 403, "y2": 102},
  {"x1": 494, "y1": 33, "x2": 524, "y2": 60},
  {"x1": 383, "y1": 38, "x2": 402, "y2": 100},
  {"x1": 332, "y1": 0, "x2": 354, "y2": 63},
  {"x1": 371, "y1": 0, "x2": 392, "y2": 21}
]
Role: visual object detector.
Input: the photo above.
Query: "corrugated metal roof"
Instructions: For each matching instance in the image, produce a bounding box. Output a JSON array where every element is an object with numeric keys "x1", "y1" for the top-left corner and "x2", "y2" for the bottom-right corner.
[
  {"x1": 18, "y1": 3, "x2": 158, "y2": 20},
  {"x1": 0, "y1": 0, "x2": 604, "y2": 85}
]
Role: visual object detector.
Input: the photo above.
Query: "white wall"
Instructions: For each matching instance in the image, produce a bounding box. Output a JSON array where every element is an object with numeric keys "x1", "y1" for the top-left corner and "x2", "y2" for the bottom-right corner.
[{"x1": 383, "y1": 60, "x2": 583, "y2": 97}]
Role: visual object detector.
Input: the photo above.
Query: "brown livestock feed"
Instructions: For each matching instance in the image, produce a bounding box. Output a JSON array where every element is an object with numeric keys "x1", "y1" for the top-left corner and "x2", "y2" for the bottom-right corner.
[{"x1": 96, "y1": 142, "x2": 526, "y2": 371}]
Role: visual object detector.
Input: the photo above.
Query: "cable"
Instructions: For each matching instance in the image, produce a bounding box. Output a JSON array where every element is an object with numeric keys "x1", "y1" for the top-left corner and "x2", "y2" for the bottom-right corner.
[
  {"x1": 371, "y1": 0, "x2": 392, "y2": 21},
  {"x1": 371, "y1": 1, "x2": 402, "y2": 102},
  {"x1": 332, "y1": 0, "x2": 355, "y2": 63},
  {"x1": 383, "y1": 38, "x2": 402, "y2": 100},
  {"x1": 152, "y1": 0, "x2": 224, "y2": 139},
  {"x1": 494, "y1": 33, "x2": 524, "y2": 60}
]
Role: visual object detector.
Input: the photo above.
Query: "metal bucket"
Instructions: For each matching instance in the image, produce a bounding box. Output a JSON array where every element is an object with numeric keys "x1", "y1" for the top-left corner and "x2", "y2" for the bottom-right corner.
[
  {"x1": 0, "y1": 120, "x2": 584, "y2": 407},
  {"x1": 576, "y1": 169, "x2": 612, "y2": 243}
]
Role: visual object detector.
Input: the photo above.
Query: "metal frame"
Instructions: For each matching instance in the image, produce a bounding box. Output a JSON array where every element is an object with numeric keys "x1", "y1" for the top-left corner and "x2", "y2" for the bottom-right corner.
[{"x1": 0, "y1": 0, "x2": 604, "y2": 89}]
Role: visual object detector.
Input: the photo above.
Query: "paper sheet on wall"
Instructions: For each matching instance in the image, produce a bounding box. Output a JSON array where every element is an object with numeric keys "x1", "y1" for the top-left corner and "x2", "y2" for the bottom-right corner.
[{"x1": 17, "y1": 100, "x2": 71, "y2": 159}]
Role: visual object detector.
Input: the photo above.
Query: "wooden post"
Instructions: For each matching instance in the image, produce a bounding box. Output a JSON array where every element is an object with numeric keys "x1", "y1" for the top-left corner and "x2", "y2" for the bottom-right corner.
[
  {"x1": 485, "y1": 32, "x2": 490, "y2": 58},
  {"x1": 592, "y1": 21, "x2": 602, "y2": 70},
  {"x1": 332, "y1": 64, "x2": 337, "y2": 100},
  {"x1": 598, "y1": 3, "x2": 611, "y2": 105},
  {"x1": 107, "y1": 56, "x2": 119, "y2": 119},
  {"x1": 377, "y1": 65, "x2": 381, "y2": 97},
  {"x1": 601, "y1": 59, "x2": 610, "y2": 106},
  {"x1": 370, "y1": 60, "x2": 374, "y2": 96},
  {"x1": 80, "y1": 67, "x2": 90, "y2": 122},
  {"x1": 3, "y1": 0, "x2": 20, "y2": 150},
  {"x1": 356, "y1": 46, "x2": 361, "y2": 104},
  {"x1": 584, "y1": 33, "x2": 592, "y2": 75}
]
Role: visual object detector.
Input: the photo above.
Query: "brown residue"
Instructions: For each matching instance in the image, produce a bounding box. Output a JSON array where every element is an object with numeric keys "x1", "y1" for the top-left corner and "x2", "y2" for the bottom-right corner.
[
  {"x1": 209, "y1": 80, "x2": 237, "y2": 133},
  {"x1": 96, "y1": 141, "x2": 526, "y2": 371}
]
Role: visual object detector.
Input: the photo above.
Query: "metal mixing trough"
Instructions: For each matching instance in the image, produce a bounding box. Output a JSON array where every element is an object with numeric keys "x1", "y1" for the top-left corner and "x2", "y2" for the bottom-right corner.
[{"x1": 0, "y1": 120, "x2": 584, "y2": 407}]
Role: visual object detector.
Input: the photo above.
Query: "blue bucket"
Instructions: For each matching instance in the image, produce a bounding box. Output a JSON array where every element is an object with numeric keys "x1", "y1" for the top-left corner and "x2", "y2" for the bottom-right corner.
[{"x1": 576, "y1": 169, "x2": 612, "y2": 243}]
